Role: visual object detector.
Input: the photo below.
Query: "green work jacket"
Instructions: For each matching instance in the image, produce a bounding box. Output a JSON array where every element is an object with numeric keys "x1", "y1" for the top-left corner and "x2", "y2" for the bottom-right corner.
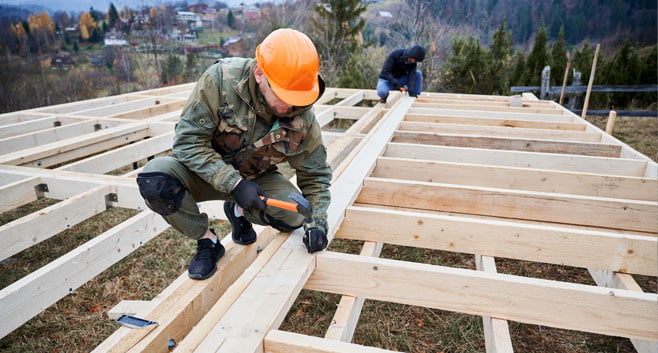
[{"x1": 173, "y1": 57, "x2": 331, "y2": 233}]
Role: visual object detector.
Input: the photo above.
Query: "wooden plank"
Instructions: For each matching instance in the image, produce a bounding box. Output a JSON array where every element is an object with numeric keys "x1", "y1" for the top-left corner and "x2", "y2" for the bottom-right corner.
[
  {"x1": 0, "y1": 122, "x2": 150, "y2": 167},
  {"x1": 357, "y1": 178, "x2": 658, "y2": 233},
  {"x1": 337, "y1": 206, "x2": 657, "y2": 276},
  {"x1": 413, "y1": 101, "x2": 561, "y2": 115},
  {"x1": 0, "y1": 177, "x2": 40, "y2": 213},
  {"x1": 0, "y1": 120, "x2": 113, "y2": 154},
  {"x1": 588, "y1": 270, "x2": 658, "y2": 353},
  {"x1": 170, "y1": 231, "x2": 287, "y2": 353},
  {"x1": 306, "y1": 251, "x2": 658, "y2": 341},
  {"x1": 404, "y1": 113, "x2": 586, "y2": 131},
  {"x1": 0, "y1": 211, "x2": 170, "y2": 340},
  {"x1": 335, "y1": 91, "x2": 365, "y2": 107},
  {"x1": 407, "y1": 107, "x2": 574, "y2": 122},
  {"x1": 0, "y1": 186, "x2": 109, "y2": 260},
  {"x1": 324, "y1": 241, "x2": 383, "y2": 342},
  {"x1": 475, "y1": 255, "x2": 514, "y2": 353},
  {"x1": 392, "y1": 131, "x2": 621, "y2": 157},
  {"x1": 384, "y1": 143, "x2": 647, "y2": 177},
  {"x1": 110, "y1": 100, "x2": 186, "y2": 120},
  {"x1": 31, "y1": 95, "x2": 132, "y2": 114},
  {"x1": 264, "y1": 330, "x2": 400, "y2": 353},
  {"x1": 398, "y1": 121, "x2": 601, "y2": 142},
  {"x1": 58, "y1": 131, "x2": 174, "y2": 173},
  {"x1": 373, "y1": 157, "x2": 658, "y2": 201},
  {"x1": 0, "y1": 116, "x2": 69, "y2": 138}
]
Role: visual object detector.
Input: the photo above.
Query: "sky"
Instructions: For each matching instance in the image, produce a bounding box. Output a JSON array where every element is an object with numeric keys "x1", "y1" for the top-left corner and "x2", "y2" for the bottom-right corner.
[{"x1": 1, "y1": 0, "x2": 261, "y2": 12}]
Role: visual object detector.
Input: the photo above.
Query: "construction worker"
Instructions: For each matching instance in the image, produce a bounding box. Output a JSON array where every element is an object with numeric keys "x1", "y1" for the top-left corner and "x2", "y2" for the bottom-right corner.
[
  {"x1": 136, "y1": 29, "x2": 331, "y2": 280},
  {"x1": 377, "y1": 45, "x2": 426, "y2": 103}
]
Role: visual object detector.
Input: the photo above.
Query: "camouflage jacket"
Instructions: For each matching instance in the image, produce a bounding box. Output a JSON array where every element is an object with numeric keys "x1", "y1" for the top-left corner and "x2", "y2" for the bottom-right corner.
[{"x1": 173, "y1": 58, "x2": 332, "y2": 233}]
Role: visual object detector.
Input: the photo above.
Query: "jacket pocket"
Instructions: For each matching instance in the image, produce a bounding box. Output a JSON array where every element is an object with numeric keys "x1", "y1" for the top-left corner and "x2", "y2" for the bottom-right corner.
[{"x1": 212, "y1": 118, "x2": 247, "y2": 156}]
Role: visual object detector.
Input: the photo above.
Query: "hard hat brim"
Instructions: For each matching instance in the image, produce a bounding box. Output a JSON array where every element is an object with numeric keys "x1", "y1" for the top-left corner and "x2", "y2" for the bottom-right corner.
[{"x1": 267, "y1": 75, "x2": 320, "y2": 107}]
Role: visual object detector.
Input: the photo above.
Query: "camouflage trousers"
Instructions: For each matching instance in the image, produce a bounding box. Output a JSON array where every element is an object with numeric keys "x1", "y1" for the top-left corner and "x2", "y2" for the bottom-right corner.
[{"x1": 142, "y1": 155, "x2": 305, "y2": 239}]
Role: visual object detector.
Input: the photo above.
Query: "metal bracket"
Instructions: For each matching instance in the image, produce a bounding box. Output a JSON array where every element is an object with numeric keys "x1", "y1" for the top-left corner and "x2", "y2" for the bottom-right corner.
[
  {"x1": 94, "y1": 123, "x2": 102, "y2": 131},
  {"x1": 53, "y1": 121, "x2": 62, "y2": 127},
  {"x1": 105, "y1": 193, "x2": 118, "y2": 207},
  {"x1": 35, "y1": 183, "x2": 49, "y2": 199}
]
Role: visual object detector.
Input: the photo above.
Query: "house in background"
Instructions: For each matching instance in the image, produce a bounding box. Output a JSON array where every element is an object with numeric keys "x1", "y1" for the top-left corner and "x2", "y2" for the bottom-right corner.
[{"x1": 50, "y1": 54, "x2": 75, "y2": 70}]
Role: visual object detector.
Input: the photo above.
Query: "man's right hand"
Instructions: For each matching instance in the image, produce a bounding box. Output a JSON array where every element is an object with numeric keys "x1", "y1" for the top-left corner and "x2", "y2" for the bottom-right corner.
[
  {"x1": 231, "y1": 179, "x2": 266, "y2": 210},
  {"x1": 390, "y1": 79, "x2": 400, "y2": 89}
]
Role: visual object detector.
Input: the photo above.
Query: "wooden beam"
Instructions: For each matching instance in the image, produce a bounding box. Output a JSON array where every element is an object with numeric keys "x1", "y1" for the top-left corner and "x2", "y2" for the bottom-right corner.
[
  {"x1": 404, "y1": 113, "x2": 586, "y2": 131},
  {"x1": 337, "y1": 206, "x2": 657, "y2": 276},
  {"x1": 323, "y1": 241, "x2": 383, "y2": 342},
  {"x1": 335, "y1": 91, "x2": 365, "y2": 107},
  {"x1": 398, "y1": 121, "x2": 601, "y2": 142},
  {"x1": 475, "y1": 255, "x2": 514, "y2": 353},
  {"x1": 0, "y1": 120, "x2": 123, "y2": 154},
  {"x1": 0, "y1": 177, "x2": 40, "y2": 213},
  {"x1": 407, "y1": 107, "x2": 574, "y2": 122},
  {"x1": 588, "y1": 270, "x2": 658, "y2": 353},
  {"x1": 0, "y1": 185, "x2": 110, "y2": 260},
  {"x1": 58, "y1": 131, "x2": 174, "y2": 174},
  {"x1": 264, "y1": 330, "x2": 399, "y2": 353},
  {"x1": 384, "y1": 143, "x2": 647, "y2": 177},
  {"x1": 392, "y1": 131, "x2": 621, "y2": 157},
  {"x1": 0, "y1": 211, "x2": 170, "y2": 340},
  {"x1": 357, "y1": 178, "x2": 658, "y2": 233},
  {"x1": 373, "y1": 157, "x2": 658, "y2": 201},
  {"x1": 0, "y1": 116, "x2": 78, "y2": 139},
  {"x1": 0, "y1": 122, "x2": 150, "y2": 167},
  {"x1": 412, "y1": 101, "x2": 561, "y2": 115},
  {"x1": 306, "y1": 251, "x2": 658, "y2": 341}
]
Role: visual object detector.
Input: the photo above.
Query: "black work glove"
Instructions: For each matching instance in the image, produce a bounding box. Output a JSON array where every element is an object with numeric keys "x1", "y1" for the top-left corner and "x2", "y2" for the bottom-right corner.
[
  {"x1": 303, "y1": 227, "x2": 328, "y2": 253},
  {"x1": 231, "y1": 179, "x2": 266, "y2": 211}
]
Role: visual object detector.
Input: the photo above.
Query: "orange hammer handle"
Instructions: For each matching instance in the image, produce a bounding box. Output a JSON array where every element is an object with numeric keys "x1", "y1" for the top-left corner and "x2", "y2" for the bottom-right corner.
[{"x1": 259, "y1": 196, "x2": 298, "y2": 212}]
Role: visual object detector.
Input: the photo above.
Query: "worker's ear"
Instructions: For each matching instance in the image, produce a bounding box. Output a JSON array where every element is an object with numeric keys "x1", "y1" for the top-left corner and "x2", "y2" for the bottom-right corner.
[{"x1": 253, "y1": 64, "x2": 264, "y2": 85}]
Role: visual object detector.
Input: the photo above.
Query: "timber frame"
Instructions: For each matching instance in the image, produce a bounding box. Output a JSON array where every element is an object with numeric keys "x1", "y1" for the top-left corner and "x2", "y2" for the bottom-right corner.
[{"x1": 0, "y1": 84, "x2": 656, "y2": 353}]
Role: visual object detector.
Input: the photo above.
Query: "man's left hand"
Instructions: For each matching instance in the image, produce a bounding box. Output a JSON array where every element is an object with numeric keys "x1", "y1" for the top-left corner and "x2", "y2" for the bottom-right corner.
[{"x1": 303, "y1": 227, "x2": 328, "y2": 253}]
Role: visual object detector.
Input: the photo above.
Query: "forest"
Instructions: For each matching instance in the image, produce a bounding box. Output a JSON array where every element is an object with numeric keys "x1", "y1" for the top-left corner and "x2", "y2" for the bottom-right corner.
[{"x1": 0, "y1": 0, "x2": 655, "y2": 114}]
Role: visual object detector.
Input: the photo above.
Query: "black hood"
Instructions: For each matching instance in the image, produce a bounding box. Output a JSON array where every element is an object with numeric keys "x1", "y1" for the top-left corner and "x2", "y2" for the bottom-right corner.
[{"x1": 404, "y1": 45, "x2": 426, "y2": 62}]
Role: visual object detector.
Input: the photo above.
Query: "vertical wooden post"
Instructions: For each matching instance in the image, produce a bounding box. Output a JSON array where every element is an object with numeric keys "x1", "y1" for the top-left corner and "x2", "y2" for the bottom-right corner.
[
  {"x1": 605, "y1": 110, "x2": 617, "y2": 135},
  {"x1": 540, "y1": 66, "x2": 550, "y2": 100},
  {"x1": 581, "y1": 44, "x2": 600, "y2": 118},
  {"x1": 559, "y1": 62, "x2": 571, "y2": 105}
]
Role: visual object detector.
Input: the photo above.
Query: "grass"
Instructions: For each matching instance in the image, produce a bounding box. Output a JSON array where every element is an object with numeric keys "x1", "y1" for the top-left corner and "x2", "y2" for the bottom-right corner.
[{"x1": 0, "y1": 111, "x2": 655, "y2": 352}]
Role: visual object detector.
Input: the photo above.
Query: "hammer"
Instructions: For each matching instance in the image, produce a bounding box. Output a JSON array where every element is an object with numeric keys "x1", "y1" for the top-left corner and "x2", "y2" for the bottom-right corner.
[{"x1": 259, "y1": 192, "x2": 314, "y2": 228}]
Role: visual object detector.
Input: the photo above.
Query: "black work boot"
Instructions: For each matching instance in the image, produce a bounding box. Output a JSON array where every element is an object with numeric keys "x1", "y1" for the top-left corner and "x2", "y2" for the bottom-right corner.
[
  {"x1": 224, "y1": 201, "x2": 257, "y2": 245},
  {"x1": 379, "y1": 96, "x2": 387, "y2": 104},
  {"x1": 188, "y1": 232, "x2": 225, "y2": 280}
]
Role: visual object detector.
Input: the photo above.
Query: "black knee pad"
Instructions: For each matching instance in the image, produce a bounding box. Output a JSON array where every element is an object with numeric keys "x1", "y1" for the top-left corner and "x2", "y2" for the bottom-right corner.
[
  {"x1": 136, "y1": 172, "x2": 185, "y2": 216},
  {"x1": 258, "y1": 211, "x2": 303, "y2": 232}
]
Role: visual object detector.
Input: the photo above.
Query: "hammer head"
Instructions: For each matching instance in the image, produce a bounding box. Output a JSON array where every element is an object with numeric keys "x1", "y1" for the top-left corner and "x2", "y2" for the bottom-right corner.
[{"x1": 288, "y1": 191, "x2": 312, "y2": 221}]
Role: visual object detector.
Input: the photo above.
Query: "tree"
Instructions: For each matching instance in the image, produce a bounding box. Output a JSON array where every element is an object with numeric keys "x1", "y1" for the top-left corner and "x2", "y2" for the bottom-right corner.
[
  {"x1": 312, "y1": 0, "x2": 368, "y2": 85},
  {"x1": 549, "y1": 26, "x2": 567, "y2": 86},
  {"x1": 487, "y1": 20, "x2": 513, "y2": 94},
  {"x1": 227, "y1": 10, "x2": 235, "y2": 29},
  {"x1": 161, "y1": 54, "x2": 182, "y2": 85},
  {"x1": 107, "y1": 3, "x2": 120, "y2": 29},
  {"x1": 523, "y1": 23, "x2": 548, "y2": 85},
  {"x1": 79, "y1": 12, "x2": 97, "y2": 41},
  {"x1": 442, "y1": 35, "x2": 488, "y2": 94}
]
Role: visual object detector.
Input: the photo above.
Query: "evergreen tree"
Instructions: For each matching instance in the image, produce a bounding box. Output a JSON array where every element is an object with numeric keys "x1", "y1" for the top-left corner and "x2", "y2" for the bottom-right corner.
[
  {"x1": 573, "y1": 42, "x2": 594, "y2": 84},
  {"x1": 73, "y1": 40, "x2": 79, "y2": 53},
  {"x1": 312, "y1": 0, "x2": 368, "y2": 85},
  {"x1": 488, "y1": 21, "x2": 513, "y2": 94},
  {"x1": 107, "y1": 3, "x2": 120, "y2": 29},
  {"x1": 524, "y1": 23, "x2": 548, "y2": 85},
  {"x1": 602, "y1": 39, "x2": 640, "y2": 107},
  {"x1": 549, "y1": 26, "x2": 567, "y2": 86},
  {"x1": 227, "y1": 10, "x2": 235, "y2": 29},
  {"x1": 442, "y1": 35, "x2": 487, "y2": 94},
  {"x1": 510, "y1": 50, "x2": 527, "y2": 87},
  {"x1": 161, "y1": 54, "x2": 182, "y2": 85}
]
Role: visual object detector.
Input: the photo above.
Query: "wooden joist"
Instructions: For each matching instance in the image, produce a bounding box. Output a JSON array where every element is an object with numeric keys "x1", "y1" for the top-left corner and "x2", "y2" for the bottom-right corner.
[
  {"x1": 306, "y1": 251, "x2": 658, "y2": 341},
  {"x1": 337, "y1": 206, "x2": 657, "y2": 275},
  {"x1": 357, "y1": 177, "x2": 657, "y2": 233},
  {"x1": 404, "y1": 112, "x2": 587, "y2": 130}
]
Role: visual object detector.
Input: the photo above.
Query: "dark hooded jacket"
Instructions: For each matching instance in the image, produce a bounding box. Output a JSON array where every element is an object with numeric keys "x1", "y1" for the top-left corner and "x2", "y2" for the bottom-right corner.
[{"x1": 378, "y1": 45, "x2": 426, "y2": 95}]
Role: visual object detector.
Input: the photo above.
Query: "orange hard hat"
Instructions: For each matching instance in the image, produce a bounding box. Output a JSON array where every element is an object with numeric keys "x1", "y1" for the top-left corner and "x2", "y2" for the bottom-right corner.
[{"x1": 256, "y1": 28, "x2": 320, "y2": 106}]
